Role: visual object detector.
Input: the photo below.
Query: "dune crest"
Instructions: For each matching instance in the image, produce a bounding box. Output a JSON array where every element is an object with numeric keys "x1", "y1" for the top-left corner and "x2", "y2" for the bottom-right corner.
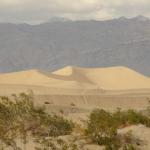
[
  {"x1": 52, "y1": 66, "x2": 150, "y2": 90},
  {"x1": 0, "y1": 66, "x2": 150, "y2": 90}
]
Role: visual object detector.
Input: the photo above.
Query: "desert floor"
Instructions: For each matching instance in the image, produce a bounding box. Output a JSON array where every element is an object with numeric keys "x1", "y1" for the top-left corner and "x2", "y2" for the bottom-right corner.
[{"x1": 0, "y1": 66, "x2": 150, "y2": 149}]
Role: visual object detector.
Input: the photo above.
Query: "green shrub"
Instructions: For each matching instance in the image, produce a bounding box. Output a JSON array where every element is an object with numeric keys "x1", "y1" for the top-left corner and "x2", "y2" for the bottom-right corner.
[
  {"x1": 86, "y1": 108, "x2": 149, "y2": 149},
  {"x1": 35, "y1": 137, "x2": 79, "y2": 150},
  {"x1": 113, "y1": 109, "x2": 150, "y2": 127},
  {"x1": 34, "y1": 114, "x2": 74, "y2": 137},
  {"x1": 86, "y1": 109, "x2": 117, "y2": 143},
  {"x1": 0, "y1": 92, "x2": 74, "y2": 149}
]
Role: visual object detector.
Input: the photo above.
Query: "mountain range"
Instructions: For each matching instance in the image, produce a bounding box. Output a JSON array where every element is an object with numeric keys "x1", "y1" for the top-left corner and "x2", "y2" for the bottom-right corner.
[{"x1": 0, "y1": 16, "x2": 150, "y2": 75}]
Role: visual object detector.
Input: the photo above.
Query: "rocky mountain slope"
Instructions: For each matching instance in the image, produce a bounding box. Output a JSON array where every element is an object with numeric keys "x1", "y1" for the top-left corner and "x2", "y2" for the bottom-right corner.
[{"x1": 0, "y1": 16, "x2": 150, "y2": 75}]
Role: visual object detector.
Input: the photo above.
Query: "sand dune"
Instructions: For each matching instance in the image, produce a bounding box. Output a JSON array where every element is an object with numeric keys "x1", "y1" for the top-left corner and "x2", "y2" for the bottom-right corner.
[
  {"x1": 0, "y1": 66, "x2": 150, "y2": 111},
  {"x1": 0, "y1": 69, "x2": 95, "y2": 89},
  {"x1": 0, "y1": 66, "x2": 150, "y2": 90},
  {"x1": 1, "y1": 66, "x2": 150, "y2": 150},
  {"x1": 53, "y1": 66, "x2": 150, "y2": 90}
]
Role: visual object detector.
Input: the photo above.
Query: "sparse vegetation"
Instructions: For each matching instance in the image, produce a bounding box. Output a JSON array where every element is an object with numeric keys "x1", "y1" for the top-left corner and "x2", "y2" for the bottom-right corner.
[
  {"x1": 35, "y1": 137, "x2": 80, "y2": 150},
  {"x1": 60, "y1": 109, "x2": 64, "y2": 115},
  {"x1": 0, "y1": 92, "x2": 74, "y2": 150},
  {"x1": 44, "y1": 101, "x2": 50, "y2": 105},
  {"x1": 0, "y1": 92, "x2": 150, "y2": 150},
  {"x1": 70, "y1": 103, "x2": 76, "y2": 107},
  {"x1": 86, "y1": 108, "x2": 150, "y2": 149}
]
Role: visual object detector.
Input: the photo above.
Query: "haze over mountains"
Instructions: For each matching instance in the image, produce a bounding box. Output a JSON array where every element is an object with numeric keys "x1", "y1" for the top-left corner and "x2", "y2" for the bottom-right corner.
[{"x1": 0, "y1": 16, "x2": 150, "y2": 75}]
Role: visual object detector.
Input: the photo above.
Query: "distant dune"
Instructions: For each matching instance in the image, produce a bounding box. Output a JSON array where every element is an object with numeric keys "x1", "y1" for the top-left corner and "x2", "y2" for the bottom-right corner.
[
  {"x1": 0, "y1": 66, "x2": 150, "y2": 91},
  {"x1": 0, "y1": 66, "x2": 150, "y2": 111},
  {"x1": 53, "y1": 66, "x2": 150, "y2": 90}
]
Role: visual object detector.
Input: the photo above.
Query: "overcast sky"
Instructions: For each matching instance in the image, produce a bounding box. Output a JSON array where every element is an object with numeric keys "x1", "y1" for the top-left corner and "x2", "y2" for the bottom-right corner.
[{"x1": 0, "y1": 0, "x2": 150, "y2": 24}]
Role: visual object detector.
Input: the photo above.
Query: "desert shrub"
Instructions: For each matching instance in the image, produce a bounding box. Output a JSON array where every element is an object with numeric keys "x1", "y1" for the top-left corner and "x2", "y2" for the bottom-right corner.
[
  {"x1": 35, "y1": 138, "x2": 57, "y2": 150},
  {"x1": 34, "y1": 113, "x2": 74, "y2": 137},
  {"x1": 35, "y1": 137, "x2": 79, "y2": 150},
  {"x1": 113, "y1": 109, "x2": 150, "y2": 127},
  {"x1": 59, "y1": 109, "x2": 64, "y2": 114},
  {"x1": 86, "y1": 109, "x2": 121, "y2": 149},
  {"x1": 86, "y1": 108, "x2": 149, "y2": 149},
  {"x1": 0, "y1": 92, "x2": 74, "y2": 149},
  {"x1": 86, "y1": 109, "x2": 117, "y2": 143},
  {"x1": 70, "y1": 103, "x2": 76, "y2": 107}
]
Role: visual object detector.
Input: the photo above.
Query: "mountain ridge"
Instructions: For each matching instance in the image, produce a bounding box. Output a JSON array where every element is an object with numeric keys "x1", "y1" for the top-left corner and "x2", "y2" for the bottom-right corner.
[{"x1": 0, "y1": 16, "x2": 149, "y2": 75}]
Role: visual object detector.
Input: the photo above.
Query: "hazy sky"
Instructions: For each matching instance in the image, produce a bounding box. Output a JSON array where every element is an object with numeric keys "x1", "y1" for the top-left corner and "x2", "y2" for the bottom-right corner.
[{"x1": 0, "y1": 0, "x2": 150, "y2": 23}]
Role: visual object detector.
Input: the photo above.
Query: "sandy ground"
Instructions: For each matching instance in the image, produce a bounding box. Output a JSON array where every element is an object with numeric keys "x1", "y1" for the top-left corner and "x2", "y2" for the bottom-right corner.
[
  {"x1": 0, "y1": 66, "x2": 150, "y2": 149},
  {"x1": 118, "y1": 125, "x2": 150, "y2": 150}
]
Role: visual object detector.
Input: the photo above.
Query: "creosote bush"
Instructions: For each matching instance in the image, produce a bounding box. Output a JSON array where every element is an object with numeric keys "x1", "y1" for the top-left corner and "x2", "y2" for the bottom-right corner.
[
  {"x1": 86, "y1": 108, "x2": 150, "y2": 150},
  {"x1": 113, "y1": 108, "x2": 150, "y2": 127},
  {"x1": 35, "y1": 137, "x2": 79, "y2": 150},
  {"x1": 0, "y1": 92, "x2": 74, "y2": 150}
]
